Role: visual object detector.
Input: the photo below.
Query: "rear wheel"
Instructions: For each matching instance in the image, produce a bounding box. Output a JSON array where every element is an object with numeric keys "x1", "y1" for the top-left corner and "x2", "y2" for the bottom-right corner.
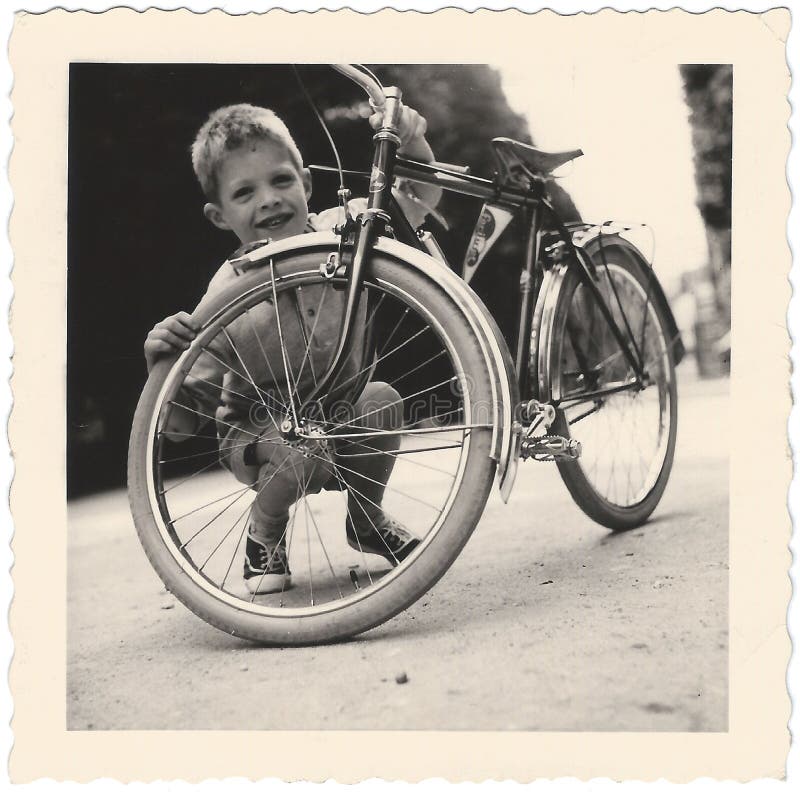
[
  {"x1": 540, "y1": 239, "x2": 678, "y2": 529},
  {"x1": 128, "y1": 249, "x2": 496, "y2": 644}
]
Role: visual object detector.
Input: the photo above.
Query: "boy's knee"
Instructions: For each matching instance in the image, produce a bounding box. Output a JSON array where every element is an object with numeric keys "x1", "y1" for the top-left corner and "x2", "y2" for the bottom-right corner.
[
  {"x1": 257, "y1": 447, "x2": 333, "y2": 497},
  {"x1": 358, "y1": 382, "x2": 403, "y2": 428}
]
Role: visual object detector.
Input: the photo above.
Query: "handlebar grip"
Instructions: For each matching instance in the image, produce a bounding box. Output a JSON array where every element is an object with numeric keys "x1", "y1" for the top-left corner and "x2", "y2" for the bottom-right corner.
[{"x1": 331, "y1": 64, "x2": 386, "y2": 109}]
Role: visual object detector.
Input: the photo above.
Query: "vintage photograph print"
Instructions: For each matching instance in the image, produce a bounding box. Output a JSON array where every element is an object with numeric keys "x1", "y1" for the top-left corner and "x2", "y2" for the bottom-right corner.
[
  {"x1": 9, "y1": 8, "x2": 791, "y2": 782},
  {"x1": 67, "y1": 60, "x2": 728, "y2": 730}
]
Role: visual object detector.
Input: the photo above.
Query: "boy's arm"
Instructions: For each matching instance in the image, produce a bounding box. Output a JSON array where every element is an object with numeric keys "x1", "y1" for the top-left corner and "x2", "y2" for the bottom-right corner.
[{"x1": 144, "y1": 308, "x2": 227, "y2": 441}]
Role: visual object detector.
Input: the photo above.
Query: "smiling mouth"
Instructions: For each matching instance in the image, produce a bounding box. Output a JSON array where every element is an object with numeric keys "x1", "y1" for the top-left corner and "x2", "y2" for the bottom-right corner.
[{"x1": 256, "y1": 212, "x2": 293, "y2": 230}]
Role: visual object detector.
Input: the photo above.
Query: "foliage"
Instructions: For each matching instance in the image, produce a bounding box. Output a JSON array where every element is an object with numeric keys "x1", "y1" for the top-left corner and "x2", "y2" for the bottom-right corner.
[
  {"x1": 679, "y1": 64, "x2": 732, "y2": 325},
  {"x1": 679, "y1": 65, "x2": 732, "y2": 233},
  {"x1": 69, "y1": 63, "x2": 571, "y2": 494}
]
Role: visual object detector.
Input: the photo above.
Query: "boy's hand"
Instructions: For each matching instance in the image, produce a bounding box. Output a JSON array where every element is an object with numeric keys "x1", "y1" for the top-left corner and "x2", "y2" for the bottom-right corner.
[
  {"x1": 368, "y1": 102, "x2": 442, "y2": 222},
  {"x1": 369, "y1": 105, "x2": 429, "y2": 153},
  {"x1": 144, "y1": 311, "x2": 196, "y2": 373}
]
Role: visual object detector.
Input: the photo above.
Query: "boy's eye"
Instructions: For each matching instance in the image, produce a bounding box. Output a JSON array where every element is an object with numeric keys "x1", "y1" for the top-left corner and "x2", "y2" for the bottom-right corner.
[
  {"x1": 273, "y1": 174, "x2": 294, "y2": 186},
  {"x1": 232, "y1": 186, "x2": 252, "y2": 200}
]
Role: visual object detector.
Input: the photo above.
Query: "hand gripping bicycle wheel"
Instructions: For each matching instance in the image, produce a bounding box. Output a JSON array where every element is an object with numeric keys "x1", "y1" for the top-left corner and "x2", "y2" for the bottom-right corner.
[
  {"x1": 128, "y1": 248, "x2": 496, "y2": 644},
  {"x1": 538, "y1": 238, "x2": 678, "y2": 530}
]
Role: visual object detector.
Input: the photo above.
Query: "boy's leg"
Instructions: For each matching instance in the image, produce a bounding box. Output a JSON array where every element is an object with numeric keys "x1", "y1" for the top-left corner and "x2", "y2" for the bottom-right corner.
[
  {"x1": 228, "y1": 426, "x2": 335, "y2": 593},
  {"x1": 334, "y1": 381, "x2": 403, "y2": 529},
  {"x1": 333, "y1": 382, "x2": 419, "y2": 563},
  {"x1": 248, "y1": 436, "x2": 335, "y2": 537}
]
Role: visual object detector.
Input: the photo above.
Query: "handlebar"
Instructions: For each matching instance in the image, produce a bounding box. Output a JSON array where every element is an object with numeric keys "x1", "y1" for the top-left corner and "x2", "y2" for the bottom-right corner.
[{"x1": 331, "y1": 64, "x2": 386, "y2": 109}]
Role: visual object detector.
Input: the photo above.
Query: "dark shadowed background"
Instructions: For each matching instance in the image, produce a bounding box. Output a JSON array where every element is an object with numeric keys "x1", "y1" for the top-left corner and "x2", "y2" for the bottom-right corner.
[
  {"x1": 67, "y1": 63, "x2": 581, "y2": 496},
  {"x1": 67, "y1": 63, "x2": 730, "y2": 497}
]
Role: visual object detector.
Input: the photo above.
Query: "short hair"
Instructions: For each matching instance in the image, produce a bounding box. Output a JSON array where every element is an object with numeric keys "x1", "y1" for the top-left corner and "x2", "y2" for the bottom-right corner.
[{"x1": 191, "y1": 104, "x2": 304, "y2": 200}]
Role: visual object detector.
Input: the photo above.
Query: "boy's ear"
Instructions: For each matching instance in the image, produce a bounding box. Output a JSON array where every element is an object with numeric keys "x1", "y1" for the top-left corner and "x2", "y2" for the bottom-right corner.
[
  {"x1": 203, "y1": 202, "x2": 232, "y2": 231},
  {"x1": 302, "y1": 168, "x2": 312, "y2": 201}
]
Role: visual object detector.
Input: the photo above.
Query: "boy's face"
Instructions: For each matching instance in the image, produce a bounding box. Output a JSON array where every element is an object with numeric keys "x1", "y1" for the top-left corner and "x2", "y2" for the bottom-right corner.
[{"x1": 204, "y1": 139, "x2": 311, "y2": 244}]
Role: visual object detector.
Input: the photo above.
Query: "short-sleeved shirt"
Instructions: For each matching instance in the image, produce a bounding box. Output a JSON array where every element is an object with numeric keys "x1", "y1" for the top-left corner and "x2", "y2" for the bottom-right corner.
[{"x1": 178, "y1": 200, "x2": 373, "y2": 449}]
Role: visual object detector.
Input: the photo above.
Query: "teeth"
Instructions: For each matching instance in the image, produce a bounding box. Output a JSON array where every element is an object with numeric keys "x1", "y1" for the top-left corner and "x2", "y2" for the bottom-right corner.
[{"x1": 260, "y1": 214, "x2": 289, "y2": 229}]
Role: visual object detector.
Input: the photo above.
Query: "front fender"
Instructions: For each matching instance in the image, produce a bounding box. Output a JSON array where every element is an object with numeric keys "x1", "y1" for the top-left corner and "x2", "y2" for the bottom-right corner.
[
  {"x1": 375, "y1": 237, "x2": 521, "y2": 502},
  {"x1": 231, "y1": 231, "x2": 521, "y2": 502}
]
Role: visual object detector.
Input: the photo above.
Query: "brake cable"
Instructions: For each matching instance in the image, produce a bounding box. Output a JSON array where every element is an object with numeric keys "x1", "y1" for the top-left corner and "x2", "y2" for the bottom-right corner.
[{"x1": 291, "y1": 65, "x2": 354, "y2": 240}]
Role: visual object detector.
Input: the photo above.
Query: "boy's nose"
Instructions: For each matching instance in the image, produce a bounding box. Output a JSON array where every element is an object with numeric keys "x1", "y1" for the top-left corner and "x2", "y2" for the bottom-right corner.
[{"x1": 258, "y1": 190, "x2": 280, "y2": 209}]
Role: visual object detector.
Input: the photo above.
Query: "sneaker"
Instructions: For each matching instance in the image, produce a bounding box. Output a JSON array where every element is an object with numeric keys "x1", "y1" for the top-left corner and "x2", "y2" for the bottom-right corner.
[
  {"x1": 243, "y1": 533, "x2": 291, "y2": 594},
  {"x1": 345, "y1": 515, "x2": 420, "y2": 564}
]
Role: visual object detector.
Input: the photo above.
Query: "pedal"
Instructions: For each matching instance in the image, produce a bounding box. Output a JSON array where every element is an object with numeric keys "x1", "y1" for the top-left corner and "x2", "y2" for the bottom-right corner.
[{"x1": 521, "y1": 434, "x2": 582, "y2": 462}]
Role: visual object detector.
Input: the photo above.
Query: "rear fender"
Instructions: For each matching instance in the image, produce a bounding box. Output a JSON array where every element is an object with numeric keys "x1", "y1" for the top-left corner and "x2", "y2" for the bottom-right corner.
[
  {"x1": 530, "y1": 230, "x2": 685, "y2": 403},
  {"x1": 572, "y1": 229, "x2": 686, "y2": 365}
]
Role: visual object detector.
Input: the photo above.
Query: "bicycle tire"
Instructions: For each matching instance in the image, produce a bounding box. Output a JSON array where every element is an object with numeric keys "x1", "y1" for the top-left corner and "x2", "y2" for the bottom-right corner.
[
  {"x1": 128, "y1": 248, "x2": 496, "y2": 645},
  {"x1": 538, "y1": 238, "x2": 678, "y2": 530}
]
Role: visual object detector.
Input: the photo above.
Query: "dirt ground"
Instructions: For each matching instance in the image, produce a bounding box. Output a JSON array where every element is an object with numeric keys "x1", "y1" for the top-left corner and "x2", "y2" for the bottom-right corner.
[{"x1": 67, "y1": 366, "x2": 729, "y2": 730}]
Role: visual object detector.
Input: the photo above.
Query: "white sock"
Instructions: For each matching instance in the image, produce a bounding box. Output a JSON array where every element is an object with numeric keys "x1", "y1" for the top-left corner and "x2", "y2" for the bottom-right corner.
[{"x1": 249, "y1": 513, "x2": 289, "y2": 545}]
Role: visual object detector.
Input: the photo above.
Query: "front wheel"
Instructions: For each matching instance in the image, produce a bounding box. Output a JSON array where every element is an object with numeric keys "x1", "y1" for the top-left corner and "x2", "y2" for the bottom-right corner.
[
  {"x1": 539, "y1": 239, "x2": 678, "y2": 530},
  {"x1": 128, "y1": 249, "x2": 497, "y2": 645}
]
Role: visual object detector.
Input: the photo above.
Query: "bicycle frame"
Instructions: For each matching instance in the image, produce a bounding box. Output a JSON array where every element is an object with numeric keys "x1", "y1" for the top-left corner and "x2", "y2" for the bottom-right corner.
[
  {"x1": 300, "y1": 65, "x2": 682, "y2": 433},
  {"x1": 302, "y1": 166, "x2": 649, "y2": 418}
]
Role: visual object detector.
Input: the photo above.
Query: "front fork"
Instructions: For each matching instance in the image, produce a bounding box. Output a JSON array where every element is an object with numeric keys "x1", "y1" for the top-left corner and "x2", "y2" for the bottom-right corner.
[{"x1": 298, "y1": 87, "x2": 405, "y2": 421}]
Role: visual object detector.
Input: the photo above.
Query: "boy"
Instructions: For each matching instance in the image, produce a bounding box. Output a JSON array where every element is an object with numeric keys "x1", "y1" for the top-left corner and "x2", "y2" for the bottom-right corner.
[{"x1": 144, "y1": 101, "x2": 442, "y2": 594}]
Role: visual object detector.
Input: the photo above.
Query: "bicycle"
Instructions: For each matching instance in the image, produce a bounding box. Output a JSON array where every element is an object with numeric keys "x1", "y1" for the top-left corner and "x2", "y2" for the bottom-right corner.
[{"x1": 128, "y1": 64, "x2": 683, "y2": 645}]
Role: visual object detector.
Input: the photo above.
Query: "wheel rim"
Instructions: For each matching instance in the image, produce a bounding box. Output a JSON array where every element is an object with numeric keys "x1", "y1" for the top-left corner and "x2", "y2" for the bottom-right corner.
[
  {"x1": 552, "y1": 261, "x2": 674, "y2": 508},
  {"x1": 143, "y1": 267, "x2": 484, "y2": 618}
]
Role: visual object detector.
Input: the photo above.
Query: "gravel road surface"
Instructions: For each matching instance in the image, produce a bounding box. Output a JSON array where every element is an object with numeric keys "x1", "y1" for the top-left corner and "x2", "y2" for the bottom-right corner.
[{"x1": 67, "y1": 367, "x2": 728, "y2": 730}]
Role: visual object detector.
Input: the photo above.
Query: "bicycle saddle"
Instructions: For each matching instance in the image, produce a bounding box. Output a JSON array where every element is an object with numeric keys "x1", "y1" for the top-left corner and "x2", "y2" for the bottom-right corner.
[{"x1": 491, "y1": 137, "x2": 583, "y2": 182}]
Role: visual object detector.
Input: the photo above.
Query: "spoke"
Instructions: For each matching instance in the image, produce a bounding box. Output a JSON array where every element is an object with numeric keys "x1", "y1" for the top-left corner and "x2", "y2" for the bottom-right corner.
[
  {"x1": 286, "y1": 440, "x2": 340, "y2": 595},
  {"x1": 197, "y1": 449, "x2": 299, "y2": 582},
  {"x1": 330, "y1": 460, "x2": 404, "y2": 568},
  {"x1": 312, "y1": 305, "x2": 414, "y2": 409},
  {"x1": 324, "y1": 324, "x2": 433, "y2": 402},
  {"x1": 197, "y1": 345, "x2": 265, "y2": 400},
  {"x1": 220, "y1": 506, "x2": 252, "y2": 590},
  {"x1": 160, "y1": 433, "x2": 284, "y2": 494},
  {"x1": 337, "y1": 443, "x2": 464, "y2": 458},
  {"x1": 166, "y1": 399, "x2": 259, "y2": 440},
  {"x1": 304, "y1": 484, "x2": 345, "y2": 600},
  {"x1": 187, "y1": 373, "x2": 288, "y2": 413},
  {"x1": 600, "y1": 265, "x2": 644, "y2": 370},
  {"x1": 159, "y1": 432, "x2": 224, "y2": 442},
  {"x1": 243, "y1": 304, "x2": 291, "y2": 422},
  {"x1": 198, "y1": 495, "x2": 254, "y2": 572},
  {"x1": 293, "y1": 283, "x2": 329, "y2": 389},
  {"x1": 364, "y1": 292, "x2": 387, "y2": 333},
  {"x1": 162, "y1": 451, "x2": 234, "y2": 495},
  {"x1": 222, "y1": 327, "x2": 270, "y2": 409},
  {"x1": 268, "y1": 259, "x2": 301, "y2": 426},
  {"x1": 167, "y1": 480, "x2": 258, "y2": 525},
  {"x1": 278, "y1": 487, "x2": 303, "y2": 605},
  {"x1": 247, "y1": 523, "x2": 291, "y2": 601},
  {"x1": 308, "y1": 423, "x2": 480, "y2": 441},
  {"x1": 300, "y1": 469, "x2": 315, "y2": 606},
  {"x1": 327, "y1": 459, "x2": 376, "y2": 586},
  {"x1": 158, "y1": 433, "x2": 284, "y2": 466},
  {"x1": 378, "y1": 307, "x2": 410, "y2": 357},
  {"x1": 325, "y1": 375, "x2": 455, "y2": 435},
  {"x1": 336, "y1": 436, "x2": 459, "y2": 478},
  {"x1": 300, "y1": 446, "x2": 444, "y2": 513},
  {"x1": 177, "y1": 450, "x2": 296, "y2": 551},
  {"x1": 381, "y1": 347, "x2": 449, "y2": 389},
  {"x1": 246, "y1": 453, "x2": 304, "y2": 601},
  {"x1": 182, "y1": 487, "x2": 252, "y2": 553},
  {"x1": 640, "y1": 331, "x2": 681, "y2": 374}
]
